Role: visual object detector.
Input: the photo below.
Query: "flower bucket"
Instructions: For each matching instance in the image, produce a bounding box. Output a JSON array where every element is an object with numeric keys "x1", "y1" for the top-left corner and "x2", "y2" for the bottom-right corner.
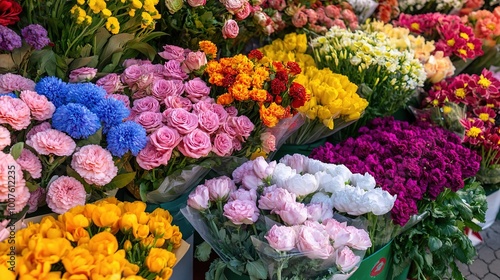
[
  {"x1": 270, "y1": 138, "x2": 327, "y2": 161},
  {"x1": 349, "y1": 240, "x2": 393, "y2": 280},
  {"x1": 392, "y1": 264, "x2": 410, "y2": 280},
  {"x1": 479, "y1": 189, "x2": 500, "y2": 230}
]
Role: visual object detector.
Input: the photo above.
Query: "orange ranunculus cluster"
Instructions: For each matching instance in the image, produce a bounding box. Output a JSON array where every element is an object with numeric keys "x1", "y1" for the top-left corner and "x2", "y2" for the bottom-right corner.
[
  {"x1": 205, "y1": 50, "x2": 309, "y2": 128},
  {"x1": 0, "y1": 197, "x2": 181, "y2": 280}
]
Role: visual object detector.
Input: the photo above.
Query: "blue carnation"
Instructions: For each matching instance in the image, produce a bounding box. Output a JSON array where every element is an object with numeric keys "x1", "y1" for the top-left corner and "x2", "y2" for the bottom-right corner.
[
  {"x1": 0, "y1": 93, "x2": 17, "y2": 98},
  {"x1": 91, "y1": 98, "x2": 130, "y2": 132},
  {"x1": 65, "y1": 82, "x2": 106, "y2": 108},
  {"x1": 52, "y1": 103, "x2": 101, "y2": 139},
  {"x1": 106, "y1": 121, "x2": 147, "y2": 157},
  {"x1": 35, "y1": 76, "x2": 68, "y2": 107}
]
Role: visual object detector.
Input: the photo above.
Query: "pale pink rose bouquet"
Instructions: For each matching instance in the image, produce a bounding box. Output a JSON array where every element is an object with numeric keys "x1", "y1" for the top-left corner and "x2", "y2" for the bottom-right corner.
[
  {"x1": 103, "y1": 42, "x2": 259, "y2": 203},
  {"x1": 0, "y1": 73, "x2": 143, "y2": 221},
  {"x1": 181, "y1": 154, "x2": 373, "y2": 280}
]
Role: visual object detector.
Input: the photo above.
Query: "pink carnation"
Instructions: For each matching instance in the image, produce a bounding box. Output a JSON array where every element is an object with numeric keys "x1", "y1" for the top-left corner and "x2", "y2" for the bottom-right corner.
[
  {"x1": 27, "y1": 187, "x2": 45, "y2": 213},
  {"x1": 0, "y1": 73, "x2": 35, "y2": 94},
  {"x1": 0, "y1": 126, "x2": 10, "y2": 150},
  {"x1": 46, "y1": 176, "x2": 87, "y2": 214},
  {"x1": 26, "y1": 122, "x2": 51, "y2": 140},
  {"x1": 71, "y1": 145, "x2": 118, "y2": 186},
  {"x1": 6, "y1": 186, "x2": 30, "y2": 215},
  {"x1": 0, "y1": 96, "x2": 31, "y2": 130},
  {"x1": 69, "y1": 67, "x2": 97, "y2": 83},
  {"x1": 0, "y1": 152, "x2": 26, "y2": 202},
  {"x1": 26, "y1": 129, "x2": 76, "y2": 156},
  {"x1": 97, "y1": 74, "x2": 124, "y2": 94},
  {"x1": 16, "y1": 149, "x2": 42, "y2": 179},
  {"x1": 136, "y1": 142, "x2": 172, "y2": 170},
  {"x1": 20, "y1": 90, "x2": 56, "y2": 121}
]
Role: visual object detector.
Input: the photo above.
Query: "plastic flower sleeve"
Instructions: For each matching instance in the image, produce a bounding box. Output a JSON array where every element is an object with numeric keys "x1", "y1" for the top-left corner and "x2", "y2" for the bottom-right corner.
[
  {"x1": 409, "y1": 103, "x2": 466, "y2": 139},
  {"x1": 146, "y1": 163, "x2": 212, "y2": 203},
  {"x1": 266, "y1": 113, "x2": 305, "y2": 159},
  {"x1": 348, "y1": 0, "x2": 379, "y2": 23}
]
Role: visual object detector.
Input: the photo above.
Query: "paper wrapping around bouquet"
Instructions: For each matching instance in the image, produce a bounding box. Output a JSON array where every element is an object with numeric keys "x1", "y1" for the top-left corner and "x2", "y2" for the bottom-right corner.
[{"x1": 476, "y1": 167, "x2": 500, "y2": 185}]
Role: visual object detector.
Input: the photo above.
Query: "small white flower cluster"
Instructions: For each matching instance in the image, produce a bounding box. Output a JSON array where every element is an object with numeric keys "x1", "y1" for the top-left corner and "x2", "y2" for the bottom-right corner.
[
  {"x1": 312, "y1": 26, "x2": 427, "y2": 92},
  {"x1": 276, "y1": 154, "x2": 396, "y2": 217},
  {"x1": 398, "y1": 0, "x2": 466, "y2": 13}
]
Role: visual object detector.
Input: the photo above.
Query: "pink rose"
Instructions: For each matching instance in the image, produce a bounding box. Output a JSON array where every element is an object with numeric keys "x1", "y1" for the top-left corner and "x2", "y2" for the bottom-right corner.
[
  {"x1": 46, "y1": 176, "x2": 87, "y2": 214},
  {"x1": 253, "y1": 11, "x2": 268, "y2": 27},
  {"x1": 241, "y1": 172, "x2": 264, "y2": 190},
  {"x1": 198, "y1": 111, "x2": 220, "y2": 134},
  {"x1": 187, "y1": 0, "x2": 206, "y2": 7},
  {"x1": 181, "y1": 51, "x2": 207, "y2": 73},
  {"x1": 232, "y1": 138, "x2": 242, "y2": 151},
  {"x1": 235, "y1": 2, "x2": 251, "y2": 20},
  {"x1": 165, "y1": 108, "x2": 199, "y2": 134},
  {"x1": 192, "y1": 99, "x2": 214, "y2": 113},
  {"x1": 134, "y1": 72, "x2": 155, "y2": 92},
  {"x1": 252, "y1": 157, "x2": 275, "y2": 179},
  {"x1": 0, "y1": 126, "x2": 10, "y2": 150},
  {"x1": 164, "y1": 96, "x2": 193, "y2": 111},
  {"x1": 16, "y1": 149, "x2": 42, "y2": 179},
  {"x1": 332, "y1": 19, "x2": 346, "y2": 29},
  {"x1": 265, "y1": 225, "x2": 297, "y2": 251},
  {"x1": 178, "y1": 129, "x2": 212, "y2": 158},
  {"x1": 132, "y1": 96, "x2": 160, "y2": 114},
  {"x1": 222, "y1": 20, "x2": 240, "y2": 39},
  {"x1": 26, "y1": 122, "x2": 51, "y2": 140},
  {"x1": 223, "y1": 116, "x2": 238, "y2": 137},
  {"x1": 0, "y1": 73, "x2": 35, "y2": 94},
  {"x1": 232, "y1": 161, "x2": 254, "y2": 184},
  {"x1": 143, "y1": 64, "x2": 165, "y2": 78},
  {"x1": 258, "y1": 185, "x2": 297, "y2": 211},
  {"x1": 296, "y1": 225, "x2": 334, "y2": 259},
  {"x1": 69, "y1": 67, "x2": 97, "y2": 83},
  {"x1": 212, "y1": 104, "x2": 228, "y2": 123},
  {"x1": 280, "y1": 154, "x2": 306, "y2": 173},
  {"x1": 292, "y1": 11, "x2": 308, "y2": 28},
  {"x1": 277, "y1": 202, "x2": 308, "y2": 225},
  {"x1": 97, "y1": 74, "x2": 124, "y2": 94},
  {"x1": 121, "y1": 65, "x2": 143, "y2": 87},
  {"x1": 229, "y1": 188, "x2": 257, "y2": 202},
  {"x1": 233, "y1": 116, "x2": 254, "y2": 138},
  {"x1": 136, "y1": 142, "x2": 172, "y2": 170},
  {"x1": 335, "y1": 246, "x2": 360, "y2": 272},
  {"x1": 71, "y1": 145, "x2": 118, "y2": 186},
  {"x1": 316, "y1": 7, "x2": 326, "y2": 21},
  {"x1": 223, "y1": 199, "x2": 259, "y2": 225},
  {"x1": 26, "y1": 129, "x2": 76, "y2": 156},
  {"x1": 212, "y1": 133, "x2": 234, "y2": 156},
  {"x1": 324, "y1": 5, "x2": 340, "y2": 18},
  {"x1": 19, "y1": 90, "x2": 55, "y2": 121},
  {"x1": 187, "y1": 185, "x2": 210, "y2": 210},
  {"x1": 164, "y1": 60, "x2": 189, "y2": 80},
  {"x1": 0, "y1": 152, "x2": 26, "y2": 202},
  {"x1": 158, "y1": 45, "x2": 186, "y2": 62},
  {"x1": 184, "y1": 78, "x2": 210, "y2": 102},
  {"x1": 323, "y1": 218, "x2": 351, "y2": 249},
  {"x1": 135, "y1": 112, "x2": 164, "y2": 133},
  {"x1": 345, "y1": 226, "x2": 372, "y2": 250},
  {"x1": 106, "y1": 94, "x2": 131, "y2": 108},
  {"x1": 260, "y1": 131, "x2": 276, "y2": 153},
  {"x1": 268, "y1": 0, "x2": 286, "y2": 11},
  {"x1": 27, "y1": 187, "x2": 45, "y2": 213},
  {"x1": 122, "y1": 59, "x2": 152, "y2": 68},
  {"x1": 150, "y1": 126, "x2": 181, "y2": 151},
  {"x1": 222, "y1": 0, "x2": 244, "y2": 13},
  {"x1": 0, "y1": 95, "x2": 31, "y2": 130},
  {"x1": 305, "y1": 9, "x2": 318, "y2": 24},
  {"x1": 226, "y1": 106, "x2": 238, "y2": 116},
  {"x1": 162, "y1": 80, "x2": 185, "y2": 97},
  {"x1": 307, "y1": 203, "x2": 333, "y2": 222},
  {"x1": 205, "y1": 176, "x2": 236, "y2": 201}
]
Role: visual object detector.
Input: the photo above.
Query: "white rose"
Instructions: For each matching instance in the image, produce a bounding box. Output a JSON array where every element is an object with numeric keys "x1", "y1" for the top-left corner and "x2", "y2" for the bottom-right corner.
[
  {"x1": 282, "y1": 173, "x2": 319, "y2": 196},
  {"x1": 332, "y1": 187, "x2": 370, "y2": 216},
  {"x1": 304, "y1": 158, "x2": 329, "y2": 174},
  {"x1": 318, "y1": 173, "x2": 347, "y2": 194},
  {"x1": 362, "y1": 188, "x2": 396, "y2": 215},
  {"x1": 311, "y1": 192, "x2": 333, "y2": 207},
  {"x1": 271, "y1": 163, "x2": 296, "y2": 188},
  {"x1": 350, "y1": 172, "x2": 376, "y2": 191},
  {"x1": 325, "y1": 165, "x2": 352, "y2": 183}
]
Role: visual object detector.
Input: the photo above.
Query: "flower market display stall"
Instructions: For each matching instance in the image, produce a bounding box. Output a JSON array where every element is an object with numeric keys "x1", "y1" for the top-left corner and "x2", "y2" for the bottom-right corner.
[{"x1": 0, "y1": 0, "x2": 499, "y2": 279}]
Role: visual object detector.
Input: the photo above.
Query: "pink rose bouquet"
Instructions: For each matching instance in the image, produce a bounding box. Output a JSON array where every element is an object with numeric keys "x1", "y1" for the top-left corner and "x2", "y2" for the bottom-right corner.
[{"x1": 182, "y1": 154, "x2": 373, "y2": 279}]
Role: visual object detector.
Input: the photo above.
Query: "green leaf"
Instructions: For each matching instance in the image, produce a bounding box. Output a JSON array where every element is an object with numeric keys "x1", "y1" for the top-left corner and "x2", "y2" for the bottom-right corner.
[
  {"x1": 66, "y1": 166, "x2": 86, "y2": 186},
  {"x1": 26, "y1": 181, "x2": 39, "y2": 192},
  {"x1": 100, "y1": 33, "x2": 134, "y2": 68},
  {"x1": 140, "y1": 31, "x2": 168, "y2": 43},
  {"x1": 94, "y1": 27, "x2": 112, "y2": 55},
  {"x1": 139, "y1": 182, "x2": 149, "y2": 202},
  {"x1": 126, "y1": 41, "x2": 157, "y2": 61},
  {"x1": 104, "y1": 172, "x2": 136, "y2": 190},
  {"x1": 450, "y1": 262, "x2": 466, "y2": 280},
  {"x1": 76, "y1": 128, "x2": 102, "y2": 147},
  {"x1": 195, "y1": 241, "x2": 212, "y2": 262},
  {"x1": 68, "y1": 55, "x2": 99, "y2": 70},
  {"x1": 101, "y1": 52, "x2": 123, "y2": 73},
  {"x1": 246, "y1": 260, "x2": 267, "y2": 279},
  {"x1": 428, "y1": 236, "x2": 443, "y2": 252},
  {"x1": 10, "y1": 142, "x2": 24, "y2": 160}
]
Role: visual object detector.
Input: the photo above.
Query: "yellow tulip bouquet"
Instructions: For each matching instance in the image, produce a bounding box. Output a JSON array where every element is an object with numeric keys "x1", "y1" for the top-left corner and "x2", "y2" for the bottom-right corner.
[
  {"x1": 260, "y1": 33, "x2": 368, "y2": 145},
  {"x1": 0, "y1": 197, "x2": 182, "y2": 279}
]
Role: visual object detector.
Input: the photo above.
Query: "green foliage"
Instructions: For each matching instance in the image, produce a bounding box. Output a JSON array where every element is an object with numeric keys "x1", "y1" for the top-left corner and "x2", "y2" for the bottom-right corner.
[{"x1": 392, "y1": 178, "x2": 487, "y2": 280}]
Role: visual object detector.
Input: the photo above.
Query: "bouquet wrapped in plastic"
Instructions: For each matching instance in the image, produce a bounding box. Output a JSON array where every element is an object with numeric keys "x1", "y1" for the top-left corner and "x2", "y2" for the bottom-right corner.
[{"x1": 182, "y1": 154, "x2": 375, "y2": 280}]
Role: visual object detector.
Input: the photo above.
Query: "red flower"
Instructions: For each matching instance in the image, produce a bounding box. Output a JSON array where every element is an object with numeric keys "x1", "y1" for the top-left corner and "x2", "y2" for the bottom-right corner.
[
  {"x1": 222, "y1": 74, "x2": 236, "y2": 87},
  {"x1": 289, "y1": 82, "x2": 308, "y2": 108},
  {"x1": 460, "y1": 118, "x2": 485, "y2": 146},
  {"x1": 286, "y1": 61, "x2": 301, "y2": 75},
  {"x1": 272, "y1": 61, "x2": 285, "y2": 71},
  {"x1": 472, "y1": 106, "x2": 496, "y2": 127},
  {"x1": 248, "y1": 49, "x2": 263, "y2": 60},
  {"x1": 0, "y1": 0, "x2": 22, "y2": 26},
  {"x1": 270, "y1": 79, "x2": 286, "y2": 95},
  {"x1": 275, "y1": 70, "x2": 288, "y2": 84}
]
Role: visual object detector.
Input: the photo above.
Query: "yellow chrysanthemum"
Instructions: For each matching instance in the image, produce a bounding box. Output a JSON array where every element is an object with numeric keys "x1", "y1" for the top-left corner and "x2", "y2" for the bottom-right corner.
[{"x1": 105, "y1": 17, "x2": 120, "y2": 34}]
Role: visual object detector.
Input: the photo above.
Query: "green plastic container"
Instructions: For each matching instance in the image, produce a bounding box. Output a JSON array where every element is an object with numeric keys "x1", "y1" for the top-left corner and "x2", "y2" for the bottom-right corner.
[
  {"x1": 349, "y1": 240, "x2": 394, "y2": 280},
  {"x1": 392, "y1": 264, "x2": 410, "y2": 280},
  {"x1": 271, "y1": 138, "x2": 328, "y2": 161}
]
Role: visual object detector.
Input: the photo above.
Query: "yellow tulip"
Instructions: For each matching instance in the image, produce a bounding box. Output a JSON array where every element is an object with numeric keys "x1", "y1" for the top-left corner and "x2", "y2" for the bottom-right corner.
[{"x1": 88, "y1": 232, "x2": 119, "y2": 256}]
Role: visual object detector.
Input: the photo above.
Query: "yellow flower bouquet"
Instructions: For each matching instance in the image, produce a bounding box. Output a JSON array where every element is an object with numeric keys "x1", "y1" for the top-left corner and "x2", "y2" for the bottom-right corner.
[
  {"x1": 0, "y1": 197, "x2": 185, "y2": 279},
  {"x1": 260, "y1": 33, "x2": 368, "y2": 145}
]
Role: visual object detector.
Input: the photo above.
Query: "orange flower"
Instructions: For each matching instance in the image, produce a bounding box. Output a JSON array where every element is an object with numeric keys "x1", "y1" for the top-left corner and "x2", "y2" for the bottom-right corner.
[
  {"x1": 199, "y1": 41, "x2": 217, "y2": 58},
  {"x1": 145, "y1": 248, "x2": 176, "y2": 273},
  {"x1": 236, "y1": 73, "x2": 252, "y2": 88},
  {"x1": 61, "y1": 247, "x2": 95, "y2": 277},
  {"x1": 249, "y1": 89, "x2": 268, "y2": 102},
  {"x1": 209, "y1": 73, "x2": 225, "y2": 86},
  {"x1": 260, "y1": 105, "x2": 280, "y2": 127},
  {"x1": 170, "y1": 226, "x2": 182, "y2": 248},
  {"x1": 267, "y1": 102, "x2": 287, "y2": 119},
  {"x1": 229, "y1": 83, "x2": 250, "y2": 101},
  {"x1": 150, "y1": 208, "x2": 173, "y2": 223},
  {"x1": 60, "y1": 212, "x2": 90, "y2": 234},
  {"x1": 91, "y1": 204, "x2": 121, "y2": 233},
  {"x1": 123, "y1": 201, "x2": 147, "y2": 216},
  {"x1": 88, "y1": 232, "x2": 119, "y2": 256},
  {"x1": 29, "y1": 237, "x2": 72, "y2": 264},
  {"x1": 66, "y1": 226, "x2": 90, "y2": 245},
  {"x1": 217, "y1": 93, "x2": 234, "y2": 105}
]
